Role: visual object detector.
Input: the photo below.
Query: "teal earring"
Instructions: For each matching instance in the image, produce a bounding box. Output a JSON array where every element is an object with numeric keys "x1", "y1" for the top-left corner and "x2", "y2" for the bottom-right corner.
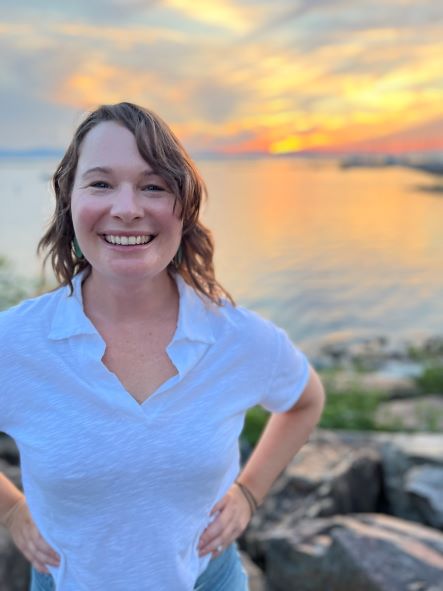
[{"x1": 73, "y1": 236, "x2": 84, "y2": 259}]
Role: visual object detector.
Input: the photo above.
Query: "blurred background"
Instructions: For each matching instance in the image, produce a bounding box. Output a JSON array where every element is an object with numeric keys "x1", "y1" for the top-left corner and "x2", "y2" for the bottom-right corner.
[{"x1": 0, "y1": 0, "x2": 442, "y2": 357}]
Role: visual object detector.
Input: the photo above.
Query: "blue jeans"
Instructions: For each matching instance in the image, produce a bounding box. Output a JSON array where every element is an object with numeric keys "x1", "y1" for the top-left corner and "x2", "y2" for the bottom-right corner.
[{"x1": 29, "y1": 542, "x2": 249, "y2": 590}]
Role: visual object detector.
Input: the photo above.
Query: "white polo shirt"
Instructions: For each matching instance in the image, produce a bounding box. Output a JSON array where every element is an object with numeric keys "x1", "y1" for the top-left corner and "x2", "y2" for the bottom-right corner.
[{"x1": 0, "y1": 272, "x2": 309, "y2": 591}]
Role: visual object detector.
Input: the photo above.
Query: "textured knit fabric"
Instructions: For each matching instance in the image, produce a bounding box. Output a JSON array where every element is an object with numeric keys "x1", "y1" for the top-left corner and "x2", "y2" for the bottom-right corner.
[
  {"x1": 0, "y1": 272, "x2": 309, "y2": 591},
  {"x1": 30, "y1": 541, "x2": 249, "y2": 591}
]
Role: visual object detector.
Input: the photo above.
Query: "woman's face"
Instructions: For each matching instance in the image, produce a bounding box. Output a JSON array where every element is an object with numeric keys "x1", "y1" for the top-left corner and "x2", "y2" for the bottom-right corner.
[{"x1": 70, "y1": 121, "x2": 183, "y2": 286}]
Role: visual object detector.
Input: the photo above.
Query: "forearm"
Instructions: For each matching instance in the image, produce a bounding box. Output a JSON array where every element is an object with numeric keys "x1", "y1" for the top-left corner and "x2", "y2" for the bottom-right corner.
[
  {"x1": 238, "y1": 373, "x2": 325, "y2": 505},
  {"x1": 0, "y1": 472, "x2": 25, "y2": 527}
]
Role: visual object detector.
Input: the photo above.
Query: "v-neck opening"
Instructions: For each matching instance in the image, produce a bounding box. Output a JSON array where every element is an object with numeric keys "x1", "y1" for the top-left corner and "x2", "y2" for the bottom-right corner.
[
  {"x1": 59, "y1": 271, "x2": 216, "y2": 416},
  {"x1": 101, "y1": 356, "x2": 180, "y2": 408}
]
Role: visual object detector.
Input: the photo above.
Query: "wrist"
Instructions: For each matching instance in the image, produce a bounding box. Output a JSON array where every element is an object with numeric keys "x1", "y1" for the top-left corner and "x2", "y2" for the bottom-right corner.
[
  {"x1": 2, "y1": 495, "x2": 26, "y2": 529},
  {"x1": 234, "y1": 480, "x2": 260, "y2": 518}
]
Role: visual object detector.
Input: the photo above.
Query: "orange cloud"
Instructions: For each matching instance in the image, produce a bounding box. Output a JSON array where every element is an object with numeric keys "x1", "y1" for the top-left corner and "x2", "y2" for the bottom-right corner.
[
  {"x1": 1, "y1": 2, "x2": 442, "y2": 155},
  {"x1": 165, "y1": 0, "x2": 260, "y2": 33},
  {"x1": 52, "y1": 62, "x2": 178, "y2": 111}
]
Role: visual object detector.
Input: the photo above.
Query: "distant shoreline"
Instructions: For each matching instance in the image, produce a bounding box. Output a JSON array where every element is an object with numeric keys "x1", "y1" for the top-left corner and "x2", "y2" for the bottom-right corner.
[
  {"x1": 1, "y1": 149, "x2": 442, "y2": 170},
  {"x1": 340, "y1": 157, "x2": 443, "y2": 177}
]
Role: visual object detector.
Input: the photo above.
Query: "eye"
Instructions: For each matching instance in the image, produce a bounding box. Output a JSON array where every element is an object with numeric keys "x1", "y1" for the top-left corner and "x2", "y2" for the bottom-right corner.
[
  {"x1": 142, "y1": 184, "x2": 166, "y2": 192},
  {"x1": 90, "y1": 181, "x2": 111, "y2": 189}
]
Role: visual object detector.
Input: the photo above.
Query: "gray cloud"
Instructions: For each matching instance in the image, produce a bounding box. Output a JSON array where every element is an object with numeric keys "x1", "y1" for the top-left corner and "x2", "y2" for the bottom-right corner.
[
  {"x1": 187, "y1": 79, "x2": 249, "y2": 124},
  {"x1": 0, "y1": 0, "x2": 163, "y2": 25},
  {"x1": 239, "y1": 0, "x2": 442, "y2": 53},
  {"x1": 0, "y1": 37, "x2": 90, "y2": 97},
  {"x1": 0, "y1": 87, "x2": 77, "y2": 149}
]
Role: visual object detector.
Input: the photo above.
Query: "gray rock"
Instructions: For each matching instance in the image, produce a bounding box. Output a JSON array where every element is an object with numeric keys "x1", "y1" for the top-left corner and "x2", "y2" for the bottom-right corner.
[
  {"x1": 263, "y1": 514, "x2": 443, "y2": 591},
  {"x1": 239, "y1": 551, "x2": 266, "y2": 591},
  {"x1": 321, "y1": 369, "x2": 419, "y2": 398},
  {"x1": 241, "y1": 431, "x2": 443, "y2": 588},
  {"x1": 0, "y1": 527, "x2": 29, "y2": 591},
  {"x1": 375, "y1": 396, "x2": 443, "y2": 431},
  {"x1": 0, "y1": 435, "x2": 20, "y2": 466},
  {"x1": 378, "y1": 433, "x2": 443, "y2": 523},
  {"x1": 406, "y1": 465, "x2": 443, "y2": 529},
  {"x1": 316, "y1": 335, "x2": 419, "y2": 372},
  {"x1": 244, "y1": 431, "x2": 382, "y2": 561},
  {"x1": 376, "y1": 432, "x2": 443, "y2": 465}
]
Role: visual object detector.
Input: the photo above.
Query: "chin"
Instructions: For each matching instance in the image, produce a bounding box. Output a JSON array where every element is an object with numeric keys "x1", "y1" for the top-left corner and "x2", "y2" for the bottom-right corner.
[{"x1": 97, "y1": 262, "x2": 170, "y2": 283}]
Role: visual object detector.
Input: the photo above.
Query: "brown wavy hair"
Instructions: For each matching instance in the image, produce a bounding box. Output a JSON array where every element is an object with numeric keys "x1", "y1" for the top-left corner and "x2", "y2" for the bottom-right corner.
[{"x1": 38, "y1": 102, "x2": 233, "y2": 305}]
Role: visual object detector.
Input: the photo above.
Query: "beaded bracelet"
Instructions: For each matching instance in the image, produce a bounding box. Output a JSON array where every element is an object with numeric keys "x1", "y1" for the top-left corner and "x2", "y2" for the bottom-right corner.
[{"x1": 234, "y1": 480, "x2": 259, "y2": 518}]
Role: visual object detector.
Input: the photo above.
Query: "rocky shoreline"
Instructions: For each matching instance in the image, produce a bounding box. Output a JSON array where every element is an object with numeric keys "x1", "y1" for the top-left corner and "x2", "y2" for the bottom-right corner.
[
  {"x1": 240, "y1": 430, "x2": 443, "y2": 591},
  {"x1": 313, "y1": 334, "x2": 443, "y2": 434},
  {"x1": 311, "y1": 333, "x2": 443, "y2": 373}
]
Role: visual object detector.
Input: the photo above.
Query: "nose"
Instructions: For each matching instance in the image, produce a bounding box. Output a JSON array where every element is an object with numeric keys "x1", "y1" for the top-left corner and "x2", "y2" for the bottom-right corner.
[{"x1": 110, "y1": 184, "x2": 144, "y2": 221}]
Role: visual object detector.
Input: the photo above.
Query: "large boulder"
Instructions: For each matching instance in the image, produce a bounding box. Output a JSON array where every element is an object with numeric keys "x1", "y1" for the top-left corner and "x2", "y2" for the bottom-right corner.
[
  {"x1": 263, "y1": 513, "x2": 443, "y2": 591},
  {"x1": 243, "y1": 430, "x2": 443, "y2": 586},
  {"x1": 244, "y1": 431, "x2": 382, "y2": 562},
  {"x1": 239, "y1": 551, "x2": 266, "y2": 591},
  {"x1": 406, "y1": 465, "x2": 443, "y2": 529},
  {"x1": 377, "y1": 433, "x2": 443, "y2": 524}
]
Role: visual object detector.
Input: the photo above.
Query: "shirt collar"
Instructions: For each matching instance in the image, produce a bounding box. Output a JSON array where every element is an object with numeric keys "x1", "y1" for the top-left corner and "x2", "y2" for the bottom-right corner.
[
  {"x1": 173, "y1": 274, "x2": 216, "y2": 345},
  {"x1": 48, "y1": 272, "x2": 216, "y2": 345},
  {"x1": 48, "y1": 272, "x2": 98, "y2": 340}
]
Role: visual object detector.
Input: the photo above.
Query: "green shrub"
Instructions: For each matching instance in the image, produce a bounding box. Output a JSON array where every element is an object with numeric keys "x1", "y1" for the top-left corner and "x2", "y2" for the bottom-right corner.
[
  {"x1": 242, "y1": 387, "x2": 389, "y2": 444},
  {"x1": 319, "y1": 390, "x2": 385, "y2": 430},
  {"x1": 242, "y1": 406, "x2": 270, "y2": 446},
  {"x1": 415, "y1": 364, "x2": 443, "y2": 394}
]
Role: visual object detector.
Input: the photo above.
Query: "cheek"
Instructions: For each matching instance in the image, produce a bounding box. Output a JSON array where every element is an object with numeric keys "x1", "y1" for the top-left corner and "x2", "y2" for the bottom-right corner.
[
  {"x1": 156, "y1": 205, "x2": 183, "y2": 233},
  {"x1": 71, "y1": 198, "x2": 103, "y2": 234}
]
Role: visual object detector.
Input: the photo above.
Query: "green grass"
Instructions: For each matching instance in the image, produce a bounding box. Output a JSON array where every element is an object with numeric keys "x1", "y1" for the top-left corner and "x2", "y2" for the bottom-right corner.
[
  {"x1": 319, "y1": 390, "x2": 387, "y2": 430},
  {"x1": 242, "y1": 406, "x2": 270, "y2": 446},
  {"x1": 241, "y1": 388, "x2": 389, "y2": 446}
]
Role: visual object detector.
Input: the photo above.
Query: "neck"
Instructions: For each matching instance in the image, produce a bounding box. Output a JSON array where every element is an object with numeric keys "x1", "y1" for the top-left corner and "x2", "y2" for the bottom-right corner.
[{"x1": 81, "y1": 270, "x2": 179, "y2": 326}]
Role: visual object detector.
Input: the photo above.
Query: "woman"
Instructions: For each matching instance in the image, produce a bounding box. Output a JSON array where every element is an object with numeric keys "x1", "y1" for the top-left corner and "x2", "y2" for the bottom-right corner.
[{"x1": 0, "y1": 102, "x2": 325, "y2": 590}]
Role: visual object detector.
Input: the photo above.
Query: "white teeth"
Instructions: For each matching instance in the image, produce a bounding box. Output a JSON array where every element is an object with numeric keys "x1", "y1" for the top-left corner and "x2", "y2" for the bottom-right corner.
[{"x1": 104, "y1": 235, "x2": 152, "y2": 245}]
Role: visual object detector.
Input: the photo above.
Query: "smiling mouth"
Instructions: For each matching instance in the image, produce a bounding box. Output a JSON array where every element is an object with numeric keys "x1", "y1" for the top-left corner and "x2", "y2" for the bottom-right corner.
[{"x1": 102, "y1": 234, "x2": 156, "y2": 246}]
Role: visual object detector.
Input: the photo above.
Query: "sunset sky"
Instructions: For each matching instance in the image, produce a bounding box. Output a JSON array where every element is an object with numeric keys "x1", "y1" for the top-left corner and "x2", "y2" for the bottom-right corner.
[{"x1": 1, "y1": 0, "x2": 442, "y2": 155}]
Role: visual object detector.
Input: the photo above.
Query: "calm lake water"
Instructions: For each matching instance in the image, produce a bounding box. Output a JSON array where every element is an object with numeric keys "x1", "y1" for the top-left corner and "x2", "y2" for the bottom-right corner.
[{"x1": 1, "y1": 157, "x2": 442, "y2": 355}]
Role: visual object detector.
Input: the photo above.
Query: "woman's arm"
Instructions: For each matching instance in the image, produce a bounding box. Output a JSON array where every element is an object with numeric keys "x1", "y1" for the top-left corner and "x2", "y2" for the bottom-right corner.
[
  {"x1": 0, "y1": 472, "x2": 61, "y2": 573},
  {"x1": 0, "y1": 472, "x2": 25, "y2": 527},
  {"x1": 237, "y1": 365, "x2": 325, "y2": 505},
  {"x1": 198, "y1": 366, "x2": 325, "y2": 557}
]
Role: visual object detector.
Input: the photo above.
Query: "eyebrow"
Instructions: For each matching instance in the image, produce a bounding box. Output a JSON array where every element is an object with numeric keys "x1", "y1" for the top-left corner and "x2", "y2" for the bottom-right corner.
[{"x1": 81, "y1": 166, "x2": 157, "y2": 178}]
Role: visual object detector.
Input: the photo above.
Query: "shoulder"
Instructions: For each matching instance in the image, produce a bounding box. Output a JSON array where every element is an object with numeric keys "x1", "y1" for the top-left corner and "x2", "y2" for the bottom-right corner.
[
  {"x1": 212, "y1": 300, "x2": 285, "y2": 350},
  {"x1": 0, "y1": 285, "x2": 65, "y2": 344}
]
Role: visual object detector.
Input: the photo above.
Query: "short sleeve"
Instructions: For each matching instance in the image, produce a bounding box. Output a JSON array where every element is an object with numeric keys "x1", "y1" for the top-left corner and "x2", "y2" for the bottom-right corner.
[{"x1": 259, "y1": 326, "x2": 310, "y2": 413}]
